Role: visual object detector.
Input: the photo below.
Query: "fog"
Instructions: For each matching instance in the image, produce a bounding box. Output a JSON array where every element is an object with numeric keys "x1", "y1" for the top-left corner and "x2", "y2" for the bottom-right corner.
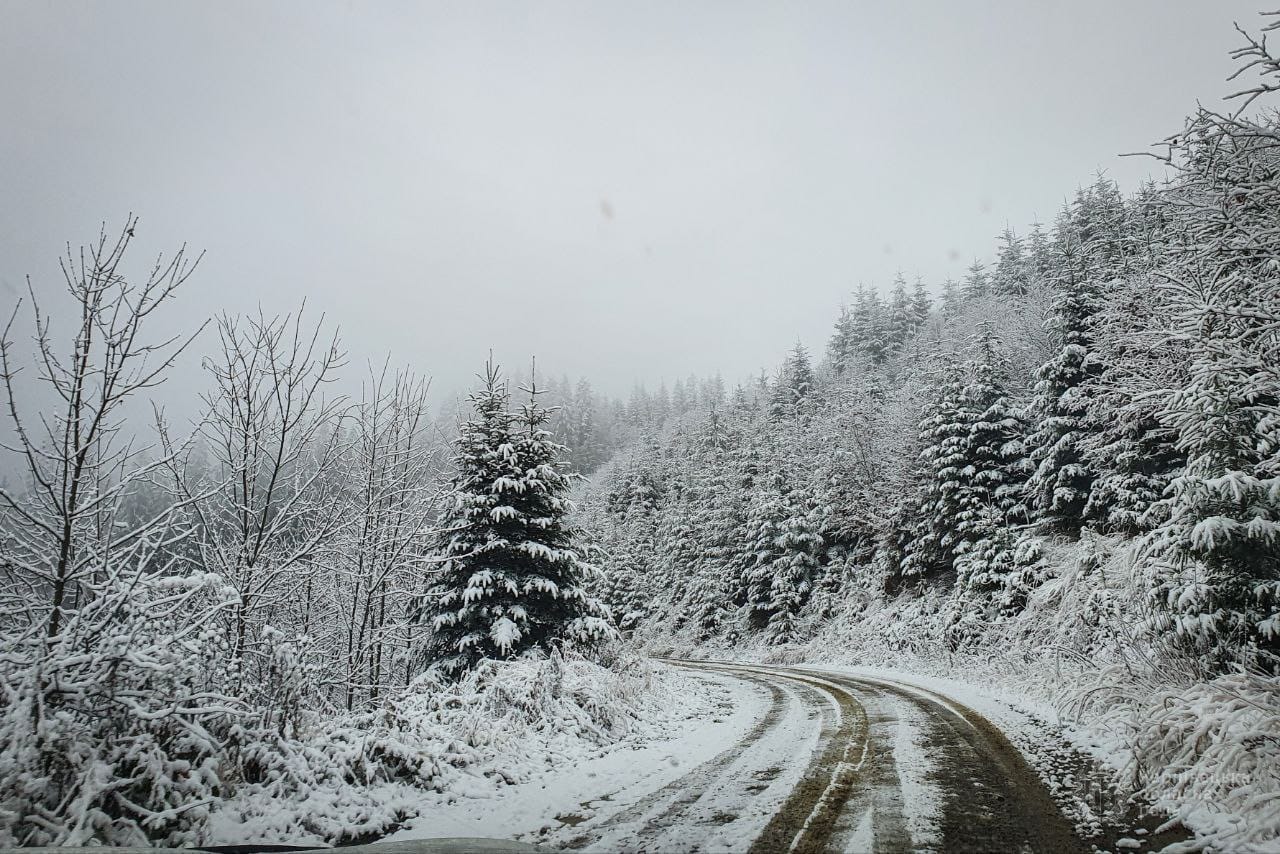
[{"x1": 0, "y1": 0, "x2": 1263, "y2": 410}]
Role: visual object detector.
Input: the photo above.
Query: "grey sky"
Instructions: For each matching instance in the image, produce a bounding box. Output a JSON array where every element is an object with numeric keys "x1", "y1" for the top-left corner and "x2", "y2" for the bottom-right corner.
[{"x1": 0, "y1": 0, "x2": 1266, "y2": 407}]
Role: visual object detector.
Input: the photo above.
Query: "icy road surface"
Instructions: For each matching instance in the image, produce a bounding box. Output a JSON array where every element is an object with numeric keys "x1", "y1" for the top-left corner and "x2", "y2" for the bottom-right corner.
[{"x1": 391, "y1": 660, "x2": 1188, "y2": 853}]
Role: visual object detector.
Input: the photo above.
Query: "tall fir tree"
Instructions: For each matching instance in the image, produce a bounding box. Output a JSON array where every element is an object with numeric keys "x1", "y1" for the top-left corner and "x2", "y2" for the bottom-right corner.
[
  {"x1": 886, "y1": 274, "x2": 914, "y2": 349},
  {"x1": 910, "y1": 277, "x2": 932, "y2": 329},
  {"x1": 962, "y1": 260, "x2": 990, "y2": 300},
  {"x1": 940, "y1": 278, "x2": 963, "y2": 318},
  {"x1": 420, "y1": 360, "x2": 613, "y2": 677},
  {"x1": 899, "y1": 329, "x2": 1029, "y2": 582},
  {"x1": 993, "y1": 228, "x2": 1030, "y2": 297},
  {"x1": 771, "y1": 341, "x2": 815, "y2": 418},
  {"x1": 827, "y1": 303, "x2": 859, "y2": 377},
  {"x1": 1024, "y1": 271, "x2": 1104, "y2": 532}
]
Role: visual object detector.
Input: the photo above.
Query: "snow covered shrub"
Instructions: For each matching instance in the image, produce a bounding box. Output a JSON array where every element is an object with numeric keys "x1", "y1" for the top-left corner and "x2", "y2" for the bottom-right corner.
[
  {"x1": 1131, "y1": 668, "x2": 1280, "y2": 851},
  {"x1": 0, "y1": 572, "x2": 240, "y2": 847},
  {"x1": 247, "y1": 626, "x2": 321, "y2": 740},
  {"x1": 207, "y1": 647, "x2": 663, "y2": 846}
]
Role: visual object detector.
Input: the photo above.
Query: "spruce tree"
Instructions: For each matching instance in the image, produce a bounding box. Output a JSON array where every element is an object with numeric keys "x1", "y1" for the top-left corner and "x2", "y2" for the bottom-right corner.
[
  {"x1": 827, "y1": 304, "x2": 858, "y2": 377},
  {"x1": 910, "y1": 277, "x2": 932, "y2": 329},
  {"x1": 940, "y1": 278, "x2": 963, "y2": 318},
  {"x1": 742, "y1": 477, "x2": 822, "y2": 644},
  {"x1": 1141, "y1": 86, "x2": 1280, "y2": 666},
  {"x1": 900, "y1": 330, "x2": 1028, "y2": 583},
  {"x1": 771, "y1": 341, "x2": 814, "y2": 418},
  {"x1": 955, "y1": 326, "x2": 1030, "y2": 536},
  {"x1": 886, "y1": 274, "x2": 914, "y2": 349},
  {"x1": 1026, "y1": 221, "x2": 1054, "y2": 288},
  {"x1": 899, "y1": 357, "x2": 971, "y2": 580},
  {"x1": 421, "y1": 360, "x2": 614, "y2": 677},
  {"x1": 1024, "y1": 271, "x2": 1103, "y2": 532},
  {"x1": 993, "y1": 228, "x2": 1030, "y2": 297},
  {"x1": 962, "y1": 260, "x2": 990, "y2": 300},
  {"x1": 1081, "y1": 277, "x2": 1185, "y2": 533}
]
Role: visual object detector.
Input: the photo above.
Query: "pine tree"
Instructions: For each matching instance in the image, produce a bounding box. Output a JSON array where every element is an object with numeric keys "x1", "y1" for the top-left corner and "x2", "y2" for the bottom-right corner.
[
  {"x1": 1146, "y1": 275, "x2": 1280, "y2": 666},
  {"x1": 764, "y1": 488, "x2": 824, "y2": 644},
  {"x1": 956, "y1": 326, "x2": 1030, "y2": 535},
  {"x1": 771, "y1": 341, "x2": 814, "y2": 418},
  {"x1": 742, "y1": 478, "x2": 823, "y2": 644},
  {"x1": 1140, "y1": 75, "x2": 1280, "y2": 666},
  {"x1": 899, "y1": 330, "x2": 1028, "y2": 583},
  {"x1": 1081, "y1": 277, "x2": 1184, "y2": 533},
  {"x1": 962, "y1": 260, "x2": 989, "y2": 300},
  {"x1": 568, "y1": 377, "x2": 605, "y2": 473},
  {"x1": 1026, "y1": 221, "x2": 1054, "y2": 288},
  {"x1": 672, "y1": 378, "x2": 689, "y2": 415},
  {"x1": 863, "y1": 290, "x2": 892, "y2": 363},
  {"x1": 910, "y1": 277, "x2": 932, "y2": 329},
  {"x1": 743, "y1": 484, "x2": 787, "y2": 630},
  {"x1": 940, "y1": 278, "x2": 963, "y2": 318},
  {"x1": 886, "y1": 274, "x2": 914, "y2": 349},
  {"x1": 993, "y1": 228, "x2": 1030, "y2": 297},
  {"x1": 898, "y1": 357, "x2": 971, "y2": 580},
  {"x1": 653, "y1": 382, "x2": 671, "y2": 424},
  {"x1": 1024, "y1": 271, "x2": 1104, "y2": 532},
  {"x1": 827, "y1": 304, "x2": 858, "y2": 377},
  {"x1": 420, "y1": 360, "x2": 614, "y2": 677},
  {"x1": 691, "y1": 434, "x2": 744, "y2": 639}
]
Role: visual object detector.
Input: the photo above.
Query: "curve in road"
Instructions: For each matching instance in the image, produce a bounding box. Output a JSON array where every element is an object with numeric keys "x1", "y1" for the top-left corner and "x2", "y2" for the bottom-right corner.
[{"x1": 556, "y1": 659, "x2": 1186, "y2": 853}]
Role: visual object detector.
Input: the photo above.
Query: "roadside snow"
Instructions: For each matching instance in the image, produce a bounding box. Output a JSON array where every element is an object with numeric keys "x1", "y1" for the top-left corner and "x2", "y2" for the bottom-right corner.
[
  {"x1": 386, "y1": 665, "x2": 762, "y2": 846},
  {"x1": 204, "y1": 651, "x2": 715, "y2": 847}
]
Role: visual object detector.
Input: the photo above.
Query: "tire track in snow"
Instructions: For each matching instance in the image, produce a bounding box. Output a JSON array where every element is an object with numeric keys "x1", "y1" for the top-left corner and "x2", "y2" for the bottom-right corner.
[
  {"x1": 563, "y1": 667, "x2": 809, "y2": 850},
  {"x1": 787, "y1": 665, "x2": 1085, "y2": 853},
  {"x1": 687, "y1": 662, "x2": 909, "y2": 854}
]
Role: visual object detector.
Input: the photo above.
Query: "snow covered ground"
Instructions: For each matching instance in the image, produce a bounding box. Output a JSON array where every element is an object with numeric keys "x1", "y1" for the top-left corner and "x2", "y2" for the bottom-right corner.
[
  {"x1": 387, "y1": 657, "x2": 1159, "y2": 852},
  {"x1": 202, "y1": 653, "x2": 717, "y2": 848},
  {"x1": 384, "y1": 666, "x2": 761, "y2": 845},
  {"x1": 387, "y1": 665, "x2": 825, "y2": 851}
]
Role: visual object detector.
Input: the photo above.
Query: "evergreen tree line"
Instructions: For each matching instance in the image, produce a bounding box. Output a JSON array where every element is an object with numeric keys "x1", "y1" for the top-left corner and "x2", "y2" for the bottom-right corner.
[
  {"x1": 523, "y1": 369, "x2": 730, "y2": 475},
  {"x1": 580, "y1": 19, "x2": 1280, "y2": 670}
]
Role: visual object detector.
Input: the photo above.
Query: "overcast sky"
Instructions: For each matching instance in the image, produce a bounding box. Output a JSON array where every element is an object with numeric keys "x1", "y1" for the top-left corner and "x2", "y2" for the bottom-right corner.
[{"x1": 0, "y1": 0, "x2": 1267, "y2": 409}]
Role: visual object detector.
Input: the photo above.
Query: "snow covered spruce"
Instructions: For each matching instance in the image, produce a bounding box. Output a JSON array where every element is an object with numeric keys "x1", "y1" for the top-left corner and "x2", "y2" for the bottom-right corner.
[{"x1": 417, "y1": 359, "x2": 615, "y2": 677}]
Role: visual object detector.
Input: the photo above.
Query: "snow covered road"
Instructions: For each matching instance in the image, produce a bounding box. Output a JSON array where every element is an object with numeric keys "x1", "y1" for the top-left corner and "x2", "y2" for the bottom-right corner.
[{"x1": 392, "y1": 659, "x2": 1187, "y2": 853}]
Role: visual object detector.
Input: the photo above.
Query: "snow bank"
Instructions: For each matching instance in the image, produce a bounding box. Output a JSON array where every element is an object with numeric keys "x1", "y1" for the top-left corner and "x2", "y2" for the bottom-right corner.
[
  {"x1": 0, "y1": 643, "x2": 687, "y2": 848},
  {"x1": 204, "y1": 649, "x2": 685, "y2": 847}
]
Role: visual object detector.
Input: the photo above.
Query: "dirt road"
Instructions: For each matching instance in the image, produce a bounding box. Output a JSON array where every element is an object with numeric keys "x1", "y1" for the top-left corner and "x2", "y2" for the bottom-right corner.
[{"x1": 554, "y1": 660, "x2": 1187, "y2": 853}]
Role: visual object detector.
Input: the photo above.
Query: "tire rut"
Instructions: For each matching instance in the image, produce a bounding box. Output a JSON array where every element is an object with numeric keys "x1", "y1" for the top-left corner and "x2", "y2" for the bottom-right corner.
[
  {"x1": 797, "y1": 667, "x2": 1085, "y2": 854},
  {"x1": 673, "y1": 661, "x2": 883, "y2": 854},
  {"x1": 563, "y1": 668, "x2": 796, "y2": 849}
]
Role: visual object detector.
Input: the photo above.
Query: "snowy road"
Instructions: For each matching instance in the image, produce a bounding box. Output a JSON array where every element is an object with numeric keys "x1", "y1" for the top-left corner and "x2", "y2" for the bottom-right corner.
[
  {"x1": 392, "y1": 659, "x2": 1186, "y2": 853},
  {"x1": 549, "y1": 660, "x2": 1084, "y2": 853}
]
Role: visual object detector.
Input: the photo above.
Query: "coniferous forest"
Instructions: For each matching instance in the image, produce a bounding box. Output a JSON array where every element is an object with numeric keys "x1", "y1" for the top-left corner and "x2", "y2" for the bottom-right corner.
[{"x1": 2, "y1": 7, "x2": 1280, "y2": 853}]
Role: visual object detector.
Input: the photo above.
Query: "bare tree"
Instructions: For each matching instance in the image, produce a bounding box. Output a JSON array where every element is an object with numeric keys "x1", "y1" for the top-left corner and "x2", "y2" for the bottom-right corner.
[
  {"x1": 0, "y1": 221, "x2": 254, "y2": 846},
  {"x1": 319, "y1": 362, "x2": 443, "y2": 710},
  {"x1": 168, "y1": 306, "x2": 348, "y2": 701},
  {"x1": 0, "y1": 217, "x2": 203, "y2": 645}
]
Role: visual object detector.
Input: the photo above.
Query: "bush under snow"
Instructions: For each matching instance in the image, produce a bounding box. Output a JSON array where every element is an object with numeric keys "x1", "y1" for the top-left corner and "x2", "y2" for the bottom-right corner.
[{"x1": 0, "y1": 640, "x2": 677, "y2": 848}]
